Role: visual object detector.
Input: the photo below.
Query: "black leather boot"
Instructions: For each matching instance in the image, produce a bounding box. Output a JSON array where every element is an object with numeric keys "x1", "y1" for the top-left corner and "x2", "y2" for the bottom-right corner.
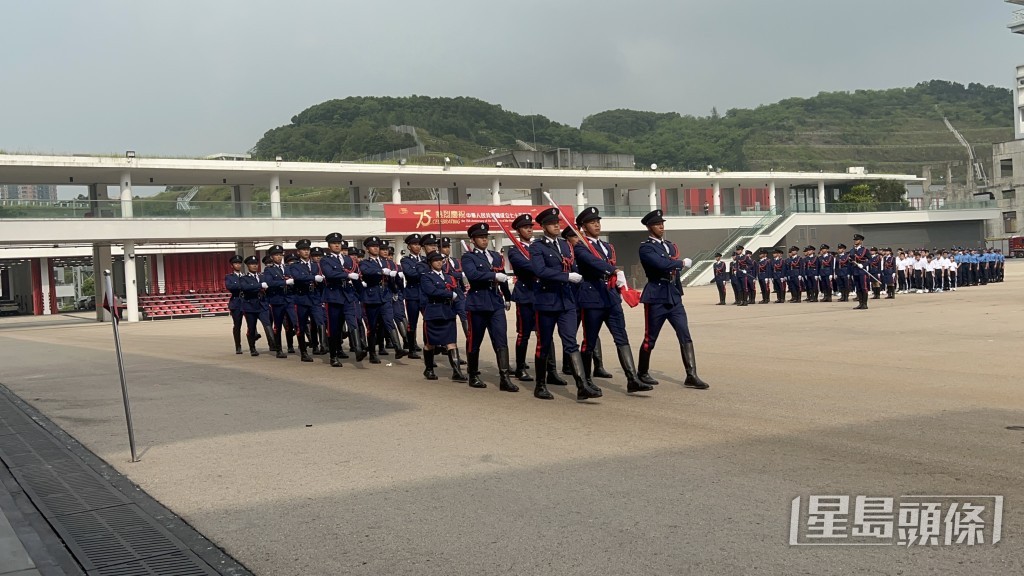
[
  {"x1": 401, "y1": 321, "x2": 420, "y2": 359},
  {"x1": 496, "y1": 348, "x2": 518, "y2": 392},
  {"x1": 448, "y1": 349, "x2": 468, "y2": 382},
  {"x1": 561, "y1": 351, "x2": 573, "y2": 375},
  {"x1": 388, "y1": 327, "x2": 407, "y2": 359},
  {"x1": 315, "y1": 326, "x2": 328, "y2": 355},
  {"x1": 533, "y1": 353, "x2": 554, "y2": 400},
  {"x1": 636, "y1": 347, "x2": 659, "y2": 386},
  {"x1": 467, "y1": 351, "x2": 486, "y2": 388},
  {"x1": 368, "y1": 330, "x2": 381, "y2": 364},
  {"x1": 681, "y1": 342, "x2": 709, "y2": 389},
  {"x1": 329, "y1": 334, "x2": 343, "y2": 367},
  {"x1": 423, "y1": 348, "x2": 437, "y2": 380},
  {"x1": 581, "y1": 350, "x2": 595, "y2": 388},
  {"x1": 547, "y1": 355, "x2": 567, "y2": 386},
  {"x1": 617, "y1": 344, "x2": 653, "y2": 393},
  {"x1": 353, "y1": 327, "x2": 368, "y2": 362},
  {"x1": 247, "y1": 333, "x2": 259, "y2": 357},
  {"x1": 273, "y1": 331, "x2": 287, "y2": 359},
  {"x1": 855, "y1": 292, "x2": 868, "y2": 310},
  {"x1": 570, "y1": 351, "x2": 602, "y2": 400},
  {"x1": 592, "y1": 342, "x2": 613, "y2": 378},
  {"x1": 233, "y1": 325, "x2": 242, "y2": 354},
  {"x1": 514, "y1": 342, "x2": 532, "y2": 381},
  {"x1": 300, "y1": 343, "x2": 314, "y2": 363}
]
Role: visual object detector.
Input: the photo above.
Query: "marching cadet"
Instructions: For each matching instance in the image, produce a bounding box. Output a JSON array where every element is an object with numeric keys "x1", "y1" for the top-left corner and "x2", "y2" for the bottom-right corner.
[
  {"x1": 745, "y1": 250, "x2": 758, "y2": 304},
  {"x1": 868, "y1": 246, "x2": 883, "y2": 299},
  {"x1": 287, "y1": 239, "x2": 319, "y2": 362},
  {"x1": 420, "y1": 250, "x2": 468, "y2": 382},
  {"x1": 755, "y1": 249, "x2": 772, "y2": 304},
  {"x1": 802, "y1": 246, "x2": 819, "y2": 302},
  {"x1": 360, "y1": 236, "x2": 408, "y2": 364},
  {"x1": 835, "y1": 243, "x2": 851, "y2": 302},
  {"x1": 882, "y1": 247, "x2": 897, "y2": 298},
  {"x1": 282, "y1": 254, "x2": 300, "y2": 354},
  {"x1": 461, "y1": 222, "x2": 517, "y2": 391},
  {"x1": 785, "y1": 246, "x2": 804, "y2": 303},
  {"x1": 573, "y1": 207, "x2": 653, "y2": 393},
  {"x1": 559, "y1": 227, "x2": 608, "y2": 381},
  {"x1": 381, "y1": 242, "x2": 413, "y2": 357},
  {"x1": 817, "y1": 244, "x2": 834, "y2": 303},
  {"x1": 728, "y1": 253, "x2": 742, "y2": 305},
  {"x1": 345, "y1": 246, "x2": 371, "y2": 359},
  {"x1": 440, "y1": 237, "x2": 469, "y2": 338},
  {"x1": 637, "y1": 210, "x2": 709, "y2": 390},
  {"x1": 262, "y1": 245, "x2": 298, "y2": 359},
  {"x1": 400, "y1": 234, "x2": 425, "y2": 359},
  {"x1": 849, "y1": 234, "x2": 871, "y2": 310},
  {"x1": 309, "y1": 246, "x2": 328, "y2": 355},
  {"x1": 529, "y1": 207, "x2": 602, "y2": 401},
  {"x1": 734, "y1": 245, "x2": 754, "y2": 306},
  {"x1": 225, "y1": 255, "x2": 245, "y2": 354},
  {"x1": 257, "y1": 255, "x2": 276, "y2": 350},
  {"x1": 507, "y1": 213, "x2": 538, "y2": 381},
  {"x1": 239, "y1": 255, "x2": 274, "y2": 356},
  {"x1": 712, "y1": 253, "x2": 728, "y2": 305},
  {"x1": 771, "y1": 248, "x2": 787, "y2": 303},
  {"x1": 320, "y1": 232, "x2": 357, "y2": 367}
]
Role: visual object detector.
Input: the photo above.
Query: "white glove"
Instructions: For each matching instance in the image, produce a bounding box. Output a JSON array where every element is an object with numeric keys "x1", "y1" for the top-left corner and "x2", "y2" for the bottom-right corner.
[
  {"x1": 451, "y1": 291, "x2": 459, "y2": 301},
  {"x1": 314, "y1": 274, "x2": 324, "y2": 283},
  {"x1": 856, "y1": 263, "x2": 864, "y2": 269},
  {"x1": 683, "y1": 257, "x2": 693, "y2": 268},
  {"x1": 494, "y1": 272, "x2": 508, "y2": 282},
  {"x1": 568, "y1": 272, "x2": 583, "y2": 284},
  {"x1": 260, "y1": 282, "x2": 268, "y2": 289},
  {"x1": 347, "y1": 272, "x2": 360, "y2": 280},
  {"x1": 504, "y1": 301, "x2": 511, "y2": 311},
  {"x1": 398, "y1": 272, "x2": 405, "y2": 281},
  {"x1": 615, "y1": 270, "x2": 627, "y2": 288},
  {"x1": 389, "y1": 269, "x2": 399, "y2": 277},
  {"x1": 361, "y1": 281, "x2": 367, "y2": 288},
  {"x1": 285, "y1": 278, "x2": 295, "y2": 285}
]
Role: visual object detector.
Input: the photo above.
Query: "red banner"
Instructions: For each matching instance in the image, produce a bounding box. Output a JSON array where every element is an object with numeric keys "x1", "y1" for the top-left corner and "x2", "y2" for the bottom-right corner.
[{"x1": 384, "y1": 203, "x2": 576, "y2": 234}]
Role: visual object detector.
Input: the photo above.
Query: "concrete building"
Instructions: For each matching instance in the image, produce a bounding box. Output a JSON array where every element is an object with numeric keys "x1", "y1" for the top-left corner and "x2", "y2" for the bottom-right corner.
[
  {"x1": 1, "y1": 184, "x2": 57, "y2": 201},
  {"x1": 988, "y1": 1, "x2": 1024, "y2": 243}
]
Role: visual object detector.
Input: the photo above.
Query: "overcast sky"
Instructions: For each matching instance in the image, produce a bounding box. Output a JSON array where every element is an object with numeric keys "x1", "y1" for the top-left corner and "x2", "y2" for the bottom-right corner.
[{"x1": 2, "y1": 0, "x2": 1021, "y2": 158}]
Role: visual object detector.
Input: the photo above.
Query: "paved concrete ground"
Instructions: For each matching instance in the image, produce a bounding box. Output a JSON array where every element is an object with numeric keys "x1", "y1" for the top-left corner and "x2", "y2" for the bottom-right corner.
[{"x1": 0, "y1": 263, "x2": 1022, "y2": 575}]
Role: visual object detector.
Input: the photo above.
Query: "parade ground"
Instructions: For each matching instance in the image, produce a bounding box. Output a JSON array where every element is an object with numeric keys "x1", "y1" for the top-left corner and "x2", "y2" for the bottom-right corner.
[{"x1": 0, "y1": 263, "x2": 1022, "y2": 576}]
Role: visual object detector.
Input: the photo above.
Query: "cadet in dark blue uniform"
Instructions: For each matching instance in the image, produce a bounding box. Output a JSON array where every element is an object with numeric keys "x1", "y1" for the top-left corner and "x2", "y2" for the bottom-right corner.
[
  {"x1": 849, "y1": 234, "x2": 871, "y2": 310},
  {"x1": 262, "y1": 245, "x2": 298, "y2": 359},
  {"x1": 755, "y1": 249, "x2": 772, "y2": 304},
  {"x1": 286, "y1": 239, "x2": 319, "y2": 362},
  {"x1": 225, "y1": 255, "x2": 245, "y2": 354},
  {"x1": 835, "y1": 243, "x2": 851, "y2": 302},
  {"x1": 359, "y1": 236, "x2": 407, "y2": 364},
  {"x1": 785, "y1": 246, "x2": 804, "y2": 303},
  {"x1": 529, "y1": 207, "x2": 602, "y2": 401},
  {"x1": 420, "y1": 251, "x2": 468, "y2": 382},
  {"x1": 734, "y1": 245, "x2": 754, "y2": 306},
  {"x1": 637, "y1": 210, "x2": 709, "y2": 390},
  {"x1": 803, "y1": 246, "x2": 819, "y2": 302},
  {"x1": 400, "y1": 234, "x2": 425, "y2": 359},
  {"x1": 868, "y1": 247, "x2": 882, "y2": 299},
  {"x1": 281, "y1": 253, "x2": 300, "y2": 354},
  {"x1": 239, "y1": 256, "x2": 274, "y2": 356},
  {"x1": 559, "y1": 225, "x2": 611, "y2": 381},
  {"x1": 712, "y1": 253, "x2": 727, "y2": 305},
  {"x1": 380, "y1": 242, "x2": 412, "y2": 356},
  {"x1": 320, "y1": 232, "x2": 355, "y2": 366},
  {"x1": 882, "y1": 247, "x2": 897, "y2": 298},
  {"x1": 507, "y1": 214, "x2": 538, "y2": 381},
  {"x1": 461, "y1": 222, "x2": 517, "y2": 391},
  {"x1": 770, "y1": 248, "x2": 787, "y2": 303},
  {"x1": 817, "y1": 244, "x2": 834, "y2": 303},
  {"x1": 574, "y1": 207, "x2": 653, "y2": 394},
  {"x1": 309, "y1": 246, "x2": 328, "y2": 355},
  {"x1": 440, "y1": 237, "x2": 469, "y2": 338}
]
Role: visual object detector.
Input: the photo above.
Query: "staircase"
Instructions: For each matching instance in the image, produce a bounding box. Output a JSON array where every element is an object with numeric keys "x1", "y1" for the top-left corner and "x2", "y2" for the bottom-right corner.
[{"x1": 680, "y1": 208, "x2": 796, "y2": 286}]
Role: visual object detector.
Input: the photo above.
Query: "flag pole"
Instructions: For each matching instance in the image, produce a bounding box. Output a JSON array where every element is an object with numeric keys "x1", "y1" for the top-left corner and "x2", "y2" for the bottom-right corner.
[{"x1": 104, "y1": 270, "x2": 138, "y2": 463}]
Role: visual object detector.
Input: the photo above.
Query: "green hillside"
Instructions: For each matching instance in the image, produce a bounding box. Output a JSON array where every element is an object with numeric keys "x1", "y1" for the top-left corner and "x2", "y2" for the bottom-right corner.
[{"x1": 249, "y1": 80, "x2": 1012, "y2": 180}]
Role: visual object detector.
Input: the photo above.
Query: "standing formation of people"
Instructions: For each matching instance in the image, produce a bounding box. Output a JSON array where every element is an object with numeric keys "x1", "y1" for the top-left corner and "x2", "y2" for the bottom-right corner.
[{"x1": 224, "y1": 209, "x2": 710, "y2": 402}]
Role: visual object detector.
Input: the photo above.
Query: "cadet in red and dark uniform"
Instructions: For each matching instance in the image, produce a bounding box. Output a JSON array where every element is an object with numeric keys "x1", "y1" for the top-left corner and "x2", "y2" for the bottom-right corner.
[
  {"x1": 733, "y1": 245, "x2": 754, "y2": 306},
  {"x1": 712, "y1": 253, "x2": 727, "y2": 305},
  {"x1": 224, "y1": 255, "x2": 245, "y2": 354},
  {"x1": 755, "y1": 249, "x2": 772, "y2": 304},
  {"x1": 784, "y1": 246, "x2": 804, "y2": 303},
  {"x1": 849, "y1": 234, "x2": 871, "y2": 310},
  {"x1": 802, "y1": 246, "x2": 819, "y2": 303},
  {"x1": 817, "y1": 244, "x2": 834, "y2": 303},
  {"x1": 868, "y1": 246, "x2": 883, "y2": 300},
  {"x1": 286, "y1": 239, "x2": 319, "y2": 362},
  {"x1": 835, "y1": 243, "x2": 851, "y2": 302},
  {"x1": 461, "y1": 222, "x2": 517, "y2": 392},
  {"x1": 638, "y1": 210, "x2": 709, "y2": 390},
  {"x1": 400, "y1": 234, "x2": 425, "y2": 359},
  {"x1": 507, "y1": 214, "x2": 538, "y2": 381},
  {"x1": 359, "y1": 236, "x2": 407, "y2": 365},
  {"x1": 882, "y1": 247, "x2": 897, "y2": 299},
  {"x1": 420, "y1": 251, "x2": 468, "y2": 382},
  {"x1": 771, "y1": 248, "x2": 787, "y2": 303},
  {"x1": 262, "y1": 245, "x2": 298, "y2": 359}
]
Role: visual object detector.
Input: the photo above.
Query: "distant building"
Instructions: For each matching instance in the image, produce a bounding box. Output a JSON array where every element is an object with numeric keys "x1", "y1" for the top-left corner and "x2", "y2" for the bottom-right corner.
[
  {"x1": 989, "y1": 2, "x2": 1024, "y2": 238},
  {"x1": 1, "y1": 185, "x2": 57, "y2": 201},
  {"x1": 473, "y1": 149, "x2": 635, "y2": 170}
]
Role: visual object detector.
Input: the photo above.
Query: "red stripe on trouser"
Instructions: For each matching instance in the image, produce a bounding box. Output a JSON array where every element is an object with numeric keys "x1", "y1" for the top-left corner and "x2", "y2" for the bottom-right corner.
[
  {"x1": 422, "y1": 319, "x2": 430, "y2": 347},
  {"x1": 294, "y1": 304, "x2": 302, "y2": 336},
  {"x1": 270, "y1": 304, "x2": 279, "y2": 332},
  {"x1": 534, "y1": 310, "x2": 542, "y2": 359},
  {"x1": 467, "y1": 311, "x2": 474, "y2": 353},
  {"x1": 641, "y1": 304, "x2": 652, "y2": 352},
  {"x1": 515, "y1": 306, "x2": 522, "y2": 347},
  {"x1": 580, "y1": 311, "x2": 588, "y2": 353}
]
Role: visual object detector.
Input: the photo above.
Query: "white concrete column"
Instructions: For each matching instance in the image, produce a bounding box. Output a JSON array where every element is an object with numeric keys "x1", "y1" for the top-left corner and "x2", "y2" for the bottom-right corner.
[
  {"x1": 123, "y1": 240, "x2": 139, "y2": 322},
  {"x1": 648, "y1": 180, "x2": 658, "y2": 210},
  {"x1": 576, "y1": 180, "x2": 586, "y2": 211},
  {"x1": 39, "y1": 257, "x2": 52, "y2": 315},
  {"x1": 817, "y1": 180, "x2": 826, "y2": 214},
  {"x1": 713, "y1": 180, "x2": 721, "y2": 215},
  {"x1": 769, "y1": 180, "x2": 777, "y2": 212},
  {"x1": 270, "y1": 174, "x2": 281, "y2": 218},
  {"x1": 156, "y1": 253, "x2": 166, "y2": 295},
  {"x1": 119, "y1": 171, "x2": 133, "y2": 218},
  {"x1": 93, "y1": 244, "x2": 111, "y2": 322},
  {"x1": 391, "y1": 176, "x2": 402, "y2": 204},
  {"x1": 491, "y1": 177, "x2": 501, "y2": 205}
]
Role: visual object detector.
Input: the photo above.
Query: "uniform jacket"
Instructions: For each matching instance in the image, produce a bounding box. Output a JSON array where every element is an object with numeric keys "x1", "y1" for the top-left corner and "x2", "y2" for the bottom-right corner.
[
  {"x1": 574, "y1": 237, "x2": 620, "y2": 309},
  {"x1": 529, "y1": 235, "x2": 578, "y2": 312},
  {"x1": 401, "y1": 254, "x2": 425, "y2": 301},
  {"x1": 262, "y1": 264, "x2": 290, "y2": 306},
  {"x1": 638, "y1": 237, "x2": 684, "y2": 304},
  {"x1": 225, "y1": 272, "x2": 243, "y2": 311},
  {"x1": 462, "y1": 249, "x2": 511, "y2": 312},
  {"x1": 359, "y1": 256, "x2": 391, "y2": 305},
  {"x1": 785, "y1": 256, "x2": 804, "y2": 277},
  {"x1": 319, "y1": 252, "x2": 356, "y2": 304},
  {"x1": 713, "y1": 261, "x2": 727, "y2": 280},
  {"x1": 239, "y1": 273, "x2": 264, "y2": 313},
  {"x1": 287, "y1": 259, "x2": 317, "y2": 305},
  {"x1": 420, "y1": 269, "x2": 458, "y2": 321},
  {"x1": 507, "y1": 243, "x2": 537, "y2": 304}
]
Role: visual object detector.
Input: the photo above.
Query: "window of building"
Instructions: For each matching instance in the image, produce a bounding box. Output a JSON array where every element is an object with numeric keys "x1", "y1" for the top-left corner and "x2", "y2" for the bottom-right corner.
[
  {"x1": 1004, "y1": 189, "x2": 1017, "y2": 201},
  {"x1": 1000, "y1": 158, "x2": 1014, "y2": 179},
  {"x1": 1004, "y1": 211, "x2": 1018, "y2": 234}
]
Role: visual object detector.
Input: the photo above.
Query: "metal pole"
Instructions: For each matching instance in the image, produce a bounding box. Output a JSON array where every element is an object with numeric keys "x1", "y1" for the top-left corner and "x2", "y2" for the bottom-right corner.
[{"x1": 104, "y1": 270, "x2": 138, "y2": 463}]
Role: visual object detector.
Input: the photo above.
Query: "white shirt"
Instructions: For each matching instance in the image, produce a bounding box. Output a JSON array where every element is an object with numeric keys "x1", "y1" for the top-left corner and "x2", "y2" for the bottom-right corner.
[
  {"x1": 913, "y1": 258, "x2": 925, "y2": 271},
  {"x1": 896, "y1": 257, "x2": 908, "y2": 271}
]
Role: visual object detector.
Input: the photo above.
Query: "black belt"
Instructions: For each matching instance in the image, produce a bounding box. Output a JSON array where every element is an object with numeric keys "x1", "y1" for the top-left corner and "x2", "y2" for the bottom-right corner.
[{"x1": 427, "y1": 297, "x2": 452, "y2": 304}]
